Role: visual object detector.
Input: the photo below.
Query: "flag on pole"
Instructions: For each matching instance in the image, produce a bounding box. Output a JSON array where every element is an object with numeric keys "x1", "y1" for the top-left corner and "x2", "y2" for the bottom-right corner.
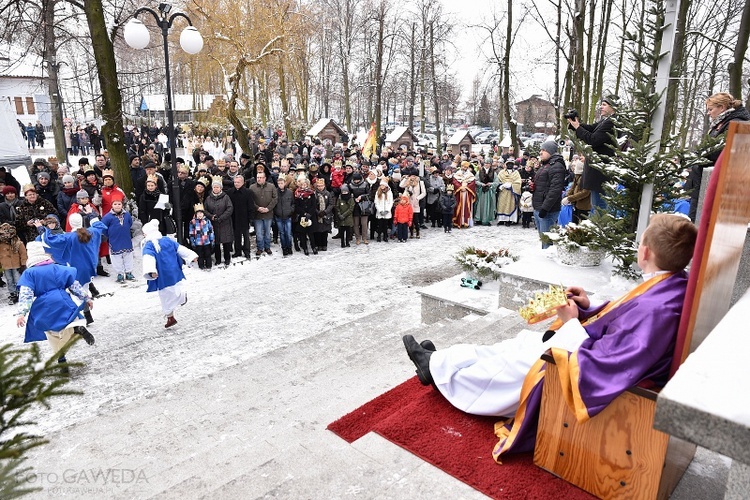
[{"x1": 362, "y1": 122, "x2": 376, "y2": 158}]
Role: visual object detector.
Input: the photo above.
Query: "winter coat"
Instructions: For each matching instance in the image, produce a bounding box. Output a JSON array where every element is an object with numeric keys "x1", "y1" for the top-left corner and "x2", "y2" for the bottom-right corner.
[
  {"x1": 399, "y1": 178, "x2": 426, "y2": 214},
  {"x1": 34, "y1": 181, "x2": 59, "y2": 206},
  {"x1": 57, "y1": 187, "x2": 78, "y2": 217},
  {"x1": 573, "y1": 116, "x2": 618, "y2": 192},
  {"x1": 374, "y1": 189, "x2": 394, "y2": 219},
  {"x1": 348, "y1": 179, "x2": 371, "y2": 216},
  {"x1": 426, "y1": 175, "x2": 445, "y2": 204},
  {"x1": 101, "y1": 185, "x2": 127, "y2": 217},
  {"x1": 706, "y1": 105, "x2": 750, "y2": 163},
  {"x1": 0, "y1": 198, "x2": 22, "y2": 225},
  {"x1": 16, "y1": 198, "x2": 58, "y2": 243},
  {"x1": 439, "y1": 192, "x2": 457, "y2": 215},
  {"x1": 393, "y1": 202, "x2": 413, "y2": 225},
  {"x1": 100, "y1": 210, "x2": 134, "y2": 254},
  {"x1": 0, "y1": 238, "x2": 27, "y2": 269},
  {"x1": 519, "y1": 191, "x2": 534, "y2": 213},
  {"x1": 335, "y1": 195, "x2": 355, "y2": 227},
  {"x1": 188, "y1": 217, "x2": 215, "y2": 247},
  {"x1": 274, "y1": 188, "x2": 295, "y2": 219},
  {"x1": 248, "y1": 181, "x2": 277, "y2": 220},
  {"x1": 138, "y1": 189, "x2": 167, "y2": 233},
  {"x1": 294, "y1": 188, "x2": 316, "y2": 227},
  {"x1": 312, "y1": 188, "x2": 334, "y2": 233},
  {"x1": 565, "y1": 174, "x2": 591, "y2": 211},
  {"x1": 532, "y1": 153, "x2": 567, "y2": 214},
  {"x1": 80, "y1": 178, "x2": 102, "y2": 200},
  {"x1": 204, "y1": 190, "x2": 234, "y2": 244},
  {"x1": 227, "y1": 186, "x2": 253, "y2": 231}
]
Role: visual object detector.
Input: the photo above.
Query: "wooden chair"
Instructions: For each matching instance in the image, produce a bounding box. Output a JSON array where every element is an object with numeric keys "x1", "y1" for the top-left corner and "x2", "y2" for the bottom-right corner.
[{"x1": 533, "y1": 122, "x2": 750, "y2": 499}]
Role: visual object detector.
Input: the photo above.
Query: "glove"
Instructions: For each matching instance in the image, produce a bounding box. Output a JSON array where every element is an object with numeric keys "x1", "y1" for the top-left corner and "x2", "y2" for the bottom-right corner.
[
  {"x1": 502, "y1": 182, "x2": 512, "y2": 189},
  {"x1": 317, "y1": 210, "x2": 326, "y2": 217},
  {"x1": 538, "y1": 209, "x2": 548, "y2": 218},
  {"x1": 561, "y1": 197, "x2": 570, "y2": 206}
]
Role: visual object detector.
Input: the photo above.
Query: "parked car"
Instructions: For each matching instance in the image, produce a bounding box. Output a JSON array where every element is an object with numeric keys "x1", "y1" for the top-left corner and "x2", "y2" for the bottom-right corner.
[{"x1": 415, "y1": 132, "x2": 437, "y2": 147}]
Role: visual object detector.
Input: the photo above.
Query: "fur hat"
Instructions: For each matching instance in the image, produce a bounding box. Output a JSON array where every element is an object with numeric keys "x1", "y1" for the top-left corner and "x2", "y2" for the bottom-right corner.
[
  {"x1": 25, "y1": 241, "x2": 52, "y2": 268},
  {"x1": 540, "y1": 140, "x2": 558, "y2": 154},
  {"x1": 68, "y1": 212, "x2": 84, "y2": 230},
  {"x1": 62, "y1": 174, "x2": 75, "y2": 185},
  {"x1": 22, "y1": 183, "x2": 36, "y2": 194},
  {"x1": 45, "y1": 214, "x2": 60, "y2": 226}
]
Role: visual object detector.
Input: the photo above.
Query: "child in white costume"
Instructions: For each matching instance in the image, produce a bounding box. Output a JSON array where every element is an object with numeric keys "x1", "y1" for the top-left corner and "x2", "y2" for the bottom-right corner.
[{"x1": 140, "y1": 220, "x2": 197, "y2": 328}]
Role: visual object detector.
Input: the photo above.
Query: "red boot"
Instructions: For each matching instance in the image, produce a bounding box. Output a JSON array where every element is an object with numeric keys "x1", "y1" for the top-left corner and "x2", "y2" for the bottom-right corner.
[{"x1": 165, "y1": 315, "x2": 177, "y2": 328}]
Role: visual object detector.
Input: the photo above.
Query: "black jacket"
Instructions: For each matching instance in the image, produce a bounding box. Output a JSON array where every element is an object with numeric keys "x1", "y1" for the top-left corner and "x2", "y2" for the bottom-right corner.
[
  {"x1": 706, "y1": 105, "x2": 750, "y2": 163},
  {"x1": 274, "y1": 188, "x2": 295, "y2": 219},
  {"x1": 228, "y1": 186, "x2": 253, "y2": 230},
  {"x1": 532, "y1": 153, "x2": 567, "y2": 214},
  {"x1": 573, "y1": 116, "x2": 618, "y2": 192}
]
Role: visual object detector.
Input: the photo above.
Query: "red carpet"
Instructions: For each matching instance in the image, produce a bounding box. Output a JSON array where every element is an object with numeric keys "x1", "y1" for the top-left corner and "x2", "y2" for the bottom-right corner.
[{"x1": 328, "y1": 377, "x2": 593, "y2": 499}]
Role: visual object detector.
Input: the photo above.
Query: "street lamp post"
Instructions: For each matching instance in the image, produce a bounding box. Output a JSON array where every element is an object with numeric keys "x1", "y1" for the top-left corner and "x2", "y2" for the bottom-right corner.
[{"x1": 124, "y1": 3, "x2": 203, "y2": 244}]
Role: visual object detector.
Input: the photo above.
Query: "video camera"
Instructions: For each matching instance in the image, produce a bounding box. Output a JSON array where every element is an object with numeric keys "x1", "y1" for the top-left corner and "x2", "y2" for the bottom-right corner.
[{"x1": 563, "y1": 109, "x2": 579, "y2": 121}]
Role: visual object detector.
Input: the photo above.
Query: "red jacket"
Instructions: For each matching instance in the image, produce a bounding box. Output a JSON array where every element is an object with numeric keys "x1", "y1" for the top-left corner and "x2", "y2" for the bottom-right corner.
[
  {"x1": 331, "y1": 169, "x2": 345, "y2": 189},
  {"x1": 393, "y1": 202, "x2": 413, "y2": 225}
]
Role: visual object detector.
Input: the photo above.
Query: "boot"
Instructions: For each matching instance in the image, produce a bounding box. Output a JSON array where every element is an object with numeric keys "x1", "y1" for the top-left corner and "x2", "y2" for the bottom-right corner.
[
  {"x1": 84, "y1": 310, "x2": 94, "y2": 325},
  {"x1": 74, "y1": 325, "x2": 95, "y2": 345},
  {"x1": 116, "y1": 274, "x2": 125, "y2": 284},
  {"x1": 165, "y1": 315, "x2": 177, "y2": 328},
  {"x1": 125, "y1": 272, "x2": 136, "y2": 281},
  {"x1": 312, "y1": 246, "x2": 318, "y2": 255},
  {"x1": 96, "y1": 265, "x2": 110, "y2": 277},
  {"x1": 294, "y1": 241, "x2": 301, "y2": 252},
  {"x1": 89, "y1": 282, "x2": 100, "y2": 298},
  {"x1": 0, "y1": 276, "x2": 5, "y2": 287},
  {"x1": 303, "y1": 247, "x2": 310, "y2": 256}
]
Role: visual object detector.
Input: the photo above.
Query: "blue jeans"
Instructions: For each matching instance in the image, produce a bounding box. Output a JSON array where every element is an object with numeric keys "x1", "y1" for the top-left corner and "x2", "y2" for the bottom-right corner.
[
  {"x1": 276, "y1": 217, "x2": 293, "y2": 249},
  {"x1": 254, "y1": 218, "x2": 272, "y2": 251},
  {"x1": 534, "y1": 210, "x2": 560, "y2": 249}
]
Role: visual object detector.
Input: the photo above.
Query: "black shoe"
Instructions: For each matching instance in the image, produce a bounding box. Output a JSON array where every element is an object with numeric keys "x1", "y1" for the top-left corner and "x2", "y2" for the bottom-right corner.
[
  {"x1": 312, "y1": 247, "x2": 318, "y2": 255},
  {"x1": 376, "y1": 235, "x2": 382, "y2": 242},
  {"x1": 294, "y1": 243, "x2": 301, "y2": 252},
  {"x1": 96, "y1": 266, "x2": 110, "y2": 277},
  {"x1": 420, "y1": 339, "x2": 436, "y2": 351},
  {"x1": 232, "y1": 253, "x2": 242, "y2": 258},
  {"x1": 264, "y1": 248, "x2": 272, "y2": 255},
  {"x1": 83, "y1": 310, "x2": 94, "y2": 325},
  {"x1": 74, "y1": 326, "x2": 95, "y2": 345},
  {"x1": 303, "y1": 248, "x2": 310, "y2": 256},
  {"x1": 419, "y1": 224, "x2": 428, "y2": 229},
  {"x1": 402, "y1": 335, "x2": 433, "y2": 386}
]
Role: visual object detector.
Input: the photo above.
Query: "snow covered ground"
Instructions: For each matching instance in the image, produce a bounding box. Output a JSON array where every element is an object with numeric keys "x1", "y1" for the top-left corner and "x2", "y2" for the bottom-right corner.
[{"x1": 2, "y1": 224, "x2": 550, "y2": 434}]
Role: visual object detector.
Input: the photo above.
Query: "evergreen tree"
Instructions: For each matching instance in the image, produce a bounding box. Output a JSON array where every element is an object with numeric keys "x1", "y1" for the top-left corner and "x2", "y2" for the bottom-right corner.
[
  {"x1": 476, "y1": 94, "x2": 492, "y2": 127},
  {"x1": 571, "y1": 0, "x2": 686, "y2": 279},
  {"x1": 0, "y1": 342, "x2": 80, "y2": 498}
]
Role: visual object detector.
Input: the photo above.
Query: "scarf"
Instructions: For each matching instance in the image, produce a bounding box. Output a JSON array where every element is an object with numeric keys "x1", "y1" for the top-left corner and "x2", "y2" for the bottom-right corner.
[{"x1": 710, "y1": 107, "x2": 735, "y2": 129}]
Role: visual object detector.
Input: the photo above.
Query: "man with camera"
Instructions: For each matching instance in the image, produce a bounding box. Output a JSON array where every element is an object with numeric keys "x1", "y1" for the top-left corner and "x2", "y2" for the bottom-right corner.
[{"x1": 565, "y1": 95, "x2": 620, "y2": 210}]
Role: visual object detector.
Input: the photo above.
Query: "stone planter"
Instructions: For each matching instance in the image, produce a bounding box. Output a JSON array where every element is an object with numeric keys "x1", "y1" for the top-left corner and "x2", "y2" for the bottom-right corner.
[{"x1": 556, "y1": 244, "x2": 605, "y2": 267}]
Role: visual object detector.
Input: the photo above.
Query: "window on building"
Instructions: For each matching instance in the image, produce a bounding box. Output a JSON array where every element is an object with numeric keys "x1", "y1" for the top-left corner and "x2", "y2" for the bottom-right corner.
[
  {"x1": 14, "y1": 96, "x2": 24, "y2": 114},
  {"x1": 25, "y1": 97, "x2": 35, "y2": 114}
]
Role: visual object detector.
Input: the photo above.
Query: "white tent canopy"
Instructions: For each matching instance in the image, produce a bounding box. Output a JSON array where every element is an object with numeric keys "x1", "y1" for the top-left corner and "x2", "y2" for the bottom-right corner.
[{"x1": 0, "y1": 98, "x2": 31, "y2": 169}]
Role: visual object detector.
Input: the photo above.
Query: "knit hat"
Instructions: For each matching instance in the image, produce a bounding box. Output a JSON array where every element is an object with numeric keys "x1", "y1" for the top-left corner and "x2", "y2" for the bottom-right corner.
[
  {"x1": 23, "y1": 183, "x2": 36, "y2": 194},
  {"x1": 352, "y1": 172, "x2": 363, "y2": 181},
  {"x1": 68, "y1": 212, "x2": 83, "y2": 229},
  {"x1": 76, "y1": 189, "x2": 89, "y2": 200},
  {"x1": 36, "y1": 171, "x2": 51, "y2": 181},
  {"x1": 2, "y1": 186, "x2": 17, "y2": 196},
  {"x1": 45, "y1": 214, "x2": 60, "y2": 226},
  {"x1": 25, "y1": 241, "x2": 52, "y2": 268},
  {"x1": 540, "y1": 141, "x2": 558, "y2": 154},
  {"x1": 62, "y1": 174, "x2": 75, "y2": 185}
]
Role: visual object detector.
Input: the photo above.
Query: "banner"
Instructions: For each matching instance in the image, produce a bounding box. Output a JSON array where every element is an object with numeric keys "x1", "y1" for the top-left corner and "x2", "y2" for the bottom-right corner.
[{"x1": 362, "y1": 122, "x2": 376, "y2": 158}]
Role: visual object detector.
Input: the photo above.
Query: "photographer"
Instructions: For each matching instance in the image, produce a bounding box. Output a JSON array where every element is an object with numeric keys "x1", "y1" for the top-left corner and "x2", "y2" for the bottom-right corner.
[{"x1": 566, "y1": 95, "x2": 620, "y2": 210}]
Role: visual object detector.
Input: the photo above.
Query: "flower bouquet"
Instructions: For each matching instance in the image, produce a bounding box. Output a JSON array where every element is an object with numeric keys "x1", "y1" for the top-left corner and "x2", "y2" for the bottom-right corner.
[{"x1": 454, "y1": 246, "x2": 517, "y2": 281}]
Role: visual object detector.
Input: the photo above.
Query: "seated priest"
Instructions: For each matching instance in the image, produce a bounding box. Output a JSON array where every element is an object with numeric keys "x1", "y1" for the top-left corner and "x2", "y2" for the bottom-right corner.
[{"x1": 402, "y1": 213, "x2": 697, "y2": 461}]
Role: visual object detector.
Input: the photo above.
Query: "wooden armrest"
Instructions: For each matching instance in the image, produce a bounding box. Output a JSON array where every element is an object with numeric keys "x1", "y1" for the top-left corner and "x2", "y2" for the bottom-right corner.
[{"x1": 539, "y1": 352, "x2": 658, "y2": 401}]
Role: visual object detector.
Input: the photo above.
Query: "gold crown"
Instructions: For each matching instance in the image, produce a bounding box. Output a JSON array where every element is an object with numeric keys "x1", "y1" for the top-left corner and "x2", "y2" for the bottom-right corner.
[
  {"x1": 146, "y1": 174, "x2": 158, "y2": 184},
  {"x1": 518, "y1": 285, "x2": 568, "y2": 323},
  {"x1": 102, "y1": 169, "x2": 114, "y2": 178},
  {"x1": 211, "y1": 175, "x2": 224, "y2": 185},
  {"x1": 193, "y1": 203, "x2": 205, "y2": 212}
]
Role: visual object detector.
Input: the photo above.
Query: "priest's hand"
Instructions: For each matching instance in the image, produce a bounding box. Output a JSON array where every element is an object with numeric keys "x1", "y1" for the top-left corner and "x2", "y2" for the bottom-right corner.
[
  {"x1": 565, "y1": 285, "x2": 590, "y2": 309},
  {"x1": 556, "y1": 299, "x2": 579, "y2": 323}
]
